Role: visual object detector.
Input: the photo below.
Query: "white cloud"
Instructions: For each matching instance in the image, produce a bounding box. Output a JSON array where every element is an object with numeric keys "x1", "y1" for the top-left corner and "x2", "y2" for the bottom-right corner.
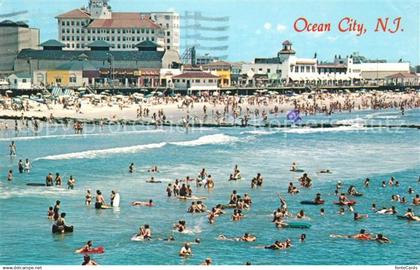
[
  {"x1": 276, "y1": 24, "x2": 286, "y2": 33},
  {"x1": 263, "y1": 22, "x2": 272, "y2": 30}
]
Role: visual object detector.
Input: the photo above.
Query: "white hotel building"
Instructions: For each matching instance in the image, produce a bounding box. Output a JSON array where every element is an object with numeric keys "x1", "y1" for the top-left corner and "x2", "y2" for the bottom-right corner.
[
  {"x1": 56, "y1": 0, "x2": 180, "y2": 52},
  {"x1": 241, "y1": 40, "x2": 410, "y2": 86}
]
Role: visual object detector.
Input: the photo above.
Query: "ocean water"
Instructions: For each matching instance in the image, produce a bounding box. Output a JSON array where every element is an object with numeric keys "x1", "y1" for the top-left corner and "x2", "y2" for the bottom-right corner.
[{"x1": 0, "y1": 109, "x2": 419, "y2": 265}]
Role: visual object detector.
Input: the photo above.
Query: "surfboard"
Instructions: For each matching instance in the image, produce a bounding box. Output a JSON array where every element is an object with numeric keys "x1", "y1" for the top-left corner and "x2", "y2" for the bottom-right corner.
[
  {"x1": 113, "y1": 193, "x2": 120, "y2": 207},
  {"x1": 290, "y1": 169, "x2": 304, "y2": 172},
  {"x1": 146, "y1": 181, "x2": 162, "y2": 183},
  {"x1": 27, "y1": 183, "x2": 46, "y2": 186},
  {"x1": 300, "y1": 200, "x2": 324, "y2": 205},
  {"x1": 131, "y1": 234, "x2": 145, "y2": 241},
  {"x1": 283, "y1": 222, "x2": 311, "y2": 229},
  {"x1": 177, "y1": 196, "x2": 207, "y2": 200},
  {"x1": 78, "y1": 246, "x2": 105, "y2": 254}
]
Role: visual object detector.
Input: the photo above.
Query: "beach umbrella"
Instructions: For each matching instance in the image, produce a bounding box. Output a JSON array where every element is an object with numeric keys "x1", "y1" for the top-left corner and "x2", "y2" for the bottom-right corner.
[{"x1": 6, "y1": 90, "x2": 12, "y2": 94}]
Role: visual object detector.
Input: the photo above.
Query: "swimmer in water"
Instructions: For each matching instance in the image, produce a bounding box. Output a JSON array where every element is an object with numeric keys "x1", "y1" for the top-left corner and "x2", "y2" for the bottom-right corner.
[
  {"x1": 319, "y1": 169, "x2": 331, "y2": 174},
  {"x1": 173, "y1": 220, "x2": 186, "y2": 232},
  {"x1": 290, "y1": 162, "x2": 298, "y2": 172},
  {"x1": 85, "y1": 190, "x2": 92, "y2": 206},
  {"x1": 129, "y1": 163, "x2": 135, "y2": 173},
  {"x1": 330, "y1": 229, "x2": 372, "y2": 240},
  {"x1": 179, "y1": 243, "x2": 192, "y2": 257},
  {"x1": 353, "y1": 212, "x2": 368, "y2": 221},
  {"x1": 131, "y1": 199, "x2": 154, "y2": 207},
  {"x1": 403, "y1": 208, "x2": 420, "y2": 221},
  {"x1": 374, "y1": 234, "x2": 390, "y2": 244},
  {"x1": 47, "y1": 206, "x2": 54, "y2": 219},
  {"x1": 75, "y1": 240, "x2": 94, "y2": 253}
]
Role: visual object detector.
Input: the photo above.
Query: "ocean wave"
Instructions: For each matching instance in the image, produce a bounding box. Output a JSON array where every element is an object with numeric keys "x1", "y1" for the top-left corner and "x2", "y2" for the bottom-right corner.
[
  {"x1": 170, "y1": 134, "x2": 238, "y2": 147},
  {"x1": 280, "y1": 125, "x2": 368, "y2": 134},
  {"x1": 35, "y1": 142, "x2": 167, "y2": 160},
  {"x1": 335, "y1": 118, "x2": 366, "y2": 125},
  {"x1": 240, "y1": 130, "x2": 277, "y2": 135},
  {"x1": 0, "y1": 129, "x2": 165, "y2": 142}
]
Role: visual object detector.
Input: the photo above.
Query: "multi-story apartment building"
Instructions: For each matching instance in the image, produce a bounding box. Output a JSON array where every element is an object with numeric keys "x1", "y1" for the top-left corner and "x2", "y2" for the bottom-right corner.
[
  {"x1": 147, "y1": 12, "x2": 180, "y2": 52},
  {"x1": 0, "y1": 20, "x2": 39, "y2": 73},
  {"x1": 56, "y1": 0, "x2": 180, "y2": 52}
]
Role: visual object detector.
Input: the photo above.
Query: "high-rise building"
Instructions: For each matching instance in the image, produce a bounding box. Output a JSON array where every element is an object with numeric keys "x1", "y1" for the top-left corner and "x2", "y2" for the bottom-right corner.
[
  {"x1": 0, "y1": 20, "x2": 39, "y2": 73},
  {"x1": 56, "y1": 0, "x2": 180, "y2": 53}
]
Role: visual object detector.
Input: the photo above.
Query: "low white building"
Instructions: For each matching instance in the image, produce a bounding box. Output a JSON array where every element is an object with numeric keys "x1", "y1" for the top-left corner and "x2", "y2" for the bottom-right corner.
[
  {"x1": 241, "y1": 40, "x2": 410, "y2": 86},
  {"x1": 173, "y1": 71, "x2": 219, "y2": 91},
  {"x1": 160, "y1": 68, "x2": 182, "y2": 88},
  {"x1": 8, "y1": 72, "x2": 32, "y2": 89}
]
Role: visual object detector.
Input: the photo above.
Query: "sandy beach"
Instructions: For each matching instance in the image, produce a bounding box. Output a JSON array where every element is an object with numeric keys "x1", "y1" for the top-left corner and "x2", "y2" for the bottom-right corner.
[{"x1": 0, "y1": 91, "x2": 418, "y2": 126}]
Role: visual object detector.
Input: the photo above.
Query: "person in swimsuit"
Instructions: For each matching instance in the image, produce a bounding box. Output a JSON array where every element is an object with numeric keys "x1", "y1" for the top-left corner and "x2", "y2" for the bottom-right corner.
[
  {"x1": 179, "y1": 243, "x2": 192, "y2": 257},
  {"x1": 7, "y1": 170, "x2": 13, "y2": 181},
  {"x1": 413, "y1": 194, "x2": 420, "y2": 206},
  {"x1": 18, "y1": 160, "x2": 24, "y2": 174},
  {"x1": 314, "y1": 193, "x2": 323, "y2": 204},
  {"x1": 45, "y1": 173, "x2": 53, "y2": 186},
  {"x1": 404, "y1": 208, "x2": 420, "y2": 221},
  {"x1": 81, "y1": 255, "x2": 98, "y2": 265},
  {"x1": 374, "y1": 234, "x2": 390, "y2": 243},
  {"x1": 67, "y1": 176, "x2": 76, "y2": 189},
  {"x1": 47, "y1": 206, "x2": 54, "y2": 219},
  {"x1": 24, "y1": 159, "x2": 31, "y2": 173},
  {"x1": 174, "y1": 220, "x2": 186, "y2": 232},
  {"x1": 129, "y1": 163, "x2": 135, "y2": 173},
  {"x1": 95, "y1": 190, "x2": 106, "y2": 209},
  {"x1": 53, "y1": 200, "x2": 61, "y2": 220},
  {"x1": 75, "y1": 240, "x2": 94, "y2": 253},
  {"x1": 9, "y1": 141, "x2": 16, "y2": 156},
  {"x1": 55, "y1": 173, "x2": 62, "y2": 186},
  {"x1": 131, "y1": 199, "x2": 154, "y2": 207},
  {"x1": 83, "y1": 190, "x2": 92, "y2": 206}
]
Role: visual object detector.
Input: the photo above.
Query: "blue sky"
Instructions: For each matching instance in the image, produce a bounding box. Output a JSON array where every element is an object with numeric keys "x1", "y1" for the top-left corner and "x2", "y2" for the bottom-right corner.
[{"x1": 1, "y1": 0, "x2": 419, "y2": 64}]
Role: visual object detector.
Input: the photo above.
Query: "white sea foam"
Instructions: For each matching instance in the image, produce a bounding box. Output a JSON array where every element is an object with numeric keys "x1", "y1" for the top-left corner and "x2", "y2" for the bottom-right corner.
[
  {"x1": 35, "y1": 142, "x2": 167, "y2": 160},
  {"x1": 336, "y1": 118, "x2": 366, "y2": 125},
  {"x1": 280, "y1": 125, "x2": 368, "y2": 134},
  {"x1": 240, "y1": 130, "x2": 277, "y2": 135},
  {"x1": 0, "y1": 129, "x2": 164, "y2": 142},
  {"x1": 170, "y1": 134, "x2": 238, "y2": 147}
]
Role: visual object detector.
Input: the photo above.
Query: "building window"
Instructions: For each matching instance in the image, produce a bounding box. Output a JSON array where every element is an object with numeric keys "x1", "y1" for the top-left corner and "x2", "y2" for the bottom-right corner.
[
  {"x1": 22, "y1": 79, "x2": 27, "y2": 83},
  {"x1": 71, "y1": 21, "x2": 74, "y2": 26},
  {"x1": 151, "y1": 37, "x2": 155, "y2": 41},
  {"x1": 69, "y1": 75, "x2": 77, "y2": 83},
  {"x1": 167, "y1": 46, "x2": 170, "y2": 50},
  {"x1": 141, "y1": 29, "x2": 145, "y2": 33},
  {"x1": 61, "y1": 21, "x2": 65, "y2": 26},
  {"x1": 117, "y1": 44, "x2": 121, "y2": 49},
  {"x1": 66, "y1": 29, "x2": 70, "y2": 33},
  {"x1": 167, "y1": 38, "x2": 170, "y2": 43},
  {"x1": 195, "y1": 79, "x2": 200, "y2": 83},
  {"x1": 76, "y1": 21, "x2": 79, "y2": 26},
  {"x1": 71, "y1": 29, "x2": 74, "y2": 34},
  {"x1": 66, "y1": 21, "x2": 69, "y2": 26},
  {"x1": 267, "y1": 68, "x2": 271, "y2": 73},
  {"x1": 294, "y1": 66, "x2": 298, "y2": 72},
  {"x1": 300, "y1": 66, "x2": 304, "y2": 72},
  {"x1": 306, "y1": 66, "x2": 310, "y2": 72},
  {"x1": 76, "y1": 44, "x2": 80, "y2": 48},
  {"x1": 146, "y1": 29, "x2": 149, "y2": 34},
  {"x1": 209, "y1": 79, "x2": 213, "y2": 83},
  {"x1": 56, "y1": 78, "x2": 62, "y2": 83},
  {"x1": 123, "y1": 44, "x2": 126, "y2": 49},
  {"x1": 76, "y1": 29, "x2": 80, "y2": 34},
  {"x1": 167, "y1": 31, "x2": 170, "y2": 36}
]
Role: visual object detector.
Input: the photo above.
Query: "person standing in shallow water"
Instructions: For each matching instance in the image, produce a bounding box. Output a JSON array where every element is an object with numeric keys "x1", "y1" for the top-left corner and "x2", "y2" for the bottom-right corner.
[
  {"x1": 7, "y1": 170, "x2": 13, "y2": 181},
  {"x1": 9, "y1": 141, "x2": 16, "y2": 156}
]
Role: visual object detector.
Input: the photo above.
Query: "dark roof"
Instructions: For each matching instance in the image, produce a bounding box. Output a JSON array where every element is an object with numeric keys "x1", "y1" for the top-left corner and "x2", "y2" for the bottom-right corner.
[
  {"x1": 173, "y1": 71, "x2": 219, "y2": 79},
  {"x1": 17, "y1": 49, "x2": 164, "y2": 62},
  {"x1": 56, "y1": 9, "x2": 91, "y2": 19},
  {"x1": 135, "y1": 40, "x2": 159, "y2": 48},
  {"x1": 87, "y1": 40, "x2": 112, "y2": 48},
  {"x1": 282, "y1": 40, "x2": 292, "y2": 45},
  {"x1": 40, "y1": 39, "x2": 66, "y2": 48},
  {"x1": 255, "y1": 55, "x2": 288, "y2": 64},
  {"x1": 0, "y1": 20, "x2": 29, "y2": 28},
  {"x1": 56, "y1": 59, "x2": 98, "y2": 71}
]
